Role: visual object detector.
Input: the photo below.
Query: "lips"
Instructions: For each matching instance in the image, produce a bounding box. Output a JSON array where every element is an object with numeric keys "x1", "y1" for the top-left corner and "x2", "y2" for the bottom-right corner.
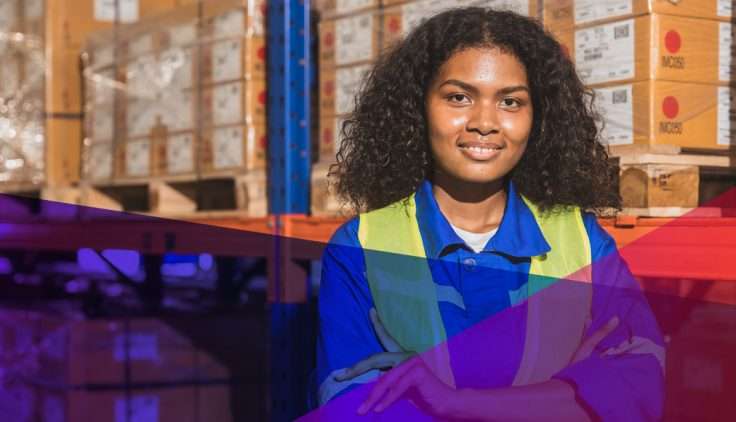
[{"x1": 457, "y1": 140, "x2": 505, "y2": 161}]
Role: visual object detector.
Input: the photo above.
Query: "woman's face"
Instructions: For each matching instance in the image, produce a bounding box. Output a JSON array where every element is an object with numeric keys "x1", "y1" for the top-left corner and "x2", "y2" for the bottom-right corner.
[{"x1": 425, "y1": 47, "x2": 533, "y2": 185}]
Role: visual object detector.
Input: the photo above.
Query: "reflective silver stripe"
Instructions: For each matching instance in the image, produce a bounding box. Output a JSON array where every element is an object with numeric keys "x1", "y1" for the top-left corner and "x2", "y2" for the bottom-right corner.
[
  {"x1": 602, "y1": 336, "x2": 666, "y2": 371},
  {"x1": 318, "y1": 368, "x2": 381, "y2": 405},
  {"x1": 435, "y1": 284, "x2": 466, "y2": 310}
]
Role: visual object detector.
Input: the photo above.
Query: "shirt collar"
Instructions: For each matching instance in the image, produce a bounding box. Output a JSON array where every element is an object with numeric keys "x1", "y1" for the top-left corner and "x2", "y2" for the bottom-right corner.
[{"x1": 414, "y1": 179, "x2": 551, "y2": 259}]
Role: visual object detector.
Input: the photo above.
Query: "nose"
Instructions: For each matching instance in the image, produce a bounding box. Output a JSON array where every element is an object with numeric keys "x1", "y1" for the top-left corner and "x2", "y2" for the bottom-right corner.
[{"x1": 467, "y1": 101, "x2": 500, "y2": 136}]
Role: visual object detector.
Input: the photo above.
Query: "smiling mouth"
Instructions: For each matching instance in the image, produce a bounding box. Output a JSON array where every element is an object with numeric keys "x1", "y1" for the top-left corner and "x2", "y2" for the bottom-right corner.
[{"x1": 458, "y1": 143, "x2": 504, "y2": 160}]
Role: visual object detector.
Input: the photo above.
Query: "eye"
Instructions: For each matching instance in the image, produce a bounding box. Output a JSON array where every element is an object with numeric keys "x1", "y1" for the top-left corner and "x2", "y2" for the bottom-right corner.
[
  {"x1": 446, "y1": 93, "x2": 471, "y2": 105},
  {"x1": 500, "y1": 97, "x2": 523, "y2": 110}
]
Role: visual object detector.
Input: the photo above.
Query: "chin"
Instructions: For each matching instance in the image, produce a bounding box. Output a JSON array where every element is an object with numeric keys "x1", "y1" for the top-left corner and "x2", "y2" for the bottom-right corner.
[{"x1": 451, "y1": 170, "x2": 507, "y2": 185}]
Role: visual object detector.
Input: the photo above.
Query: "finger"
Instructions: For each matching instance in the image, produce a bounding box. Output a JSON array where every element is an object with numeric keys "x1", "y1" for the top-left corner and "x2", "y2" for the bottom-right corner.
[
  {"x1": 374, "y1": 366, "x2": 422, "y2": 412},
  {"x1": 370, "y1": 308, "x2": 403, "y2": 353},
  {"x1": 336, "y1": 352, "x2": 400, "y2": 381},
  {"x1": 358, "y1": 359, "x2": 418, "y2": 414}
]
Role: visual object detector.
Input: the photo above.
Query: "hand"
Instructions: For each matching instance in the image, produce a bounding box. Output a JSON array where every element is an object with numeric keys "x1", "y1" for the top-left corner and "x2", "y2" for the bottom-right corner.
[
  {"x1": 334, "y1": 308, "x2": 415, "y2": 382},
  {"x1": 570, "y1": 316, "x2": 619, "y2": 365},
  {"x1": 357, "y1": 356, "x2": 456, "y2": 417}
]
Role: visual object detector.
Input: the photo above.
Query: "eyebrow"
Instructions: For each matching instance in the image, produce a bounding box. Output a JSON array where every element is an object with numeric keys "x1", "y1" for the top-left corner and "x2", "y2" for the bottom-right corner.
[{"x1": 438, "y1": 79, "x2": 530, "y2": 96}]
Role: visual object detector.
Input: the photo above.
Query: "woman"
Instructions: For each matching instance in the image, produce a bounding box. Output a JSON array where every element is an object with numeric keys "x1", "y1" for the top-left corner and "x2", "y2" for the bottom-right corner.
[{"x1": 315, "y1": 8, "x2": 664, "y2": 421}]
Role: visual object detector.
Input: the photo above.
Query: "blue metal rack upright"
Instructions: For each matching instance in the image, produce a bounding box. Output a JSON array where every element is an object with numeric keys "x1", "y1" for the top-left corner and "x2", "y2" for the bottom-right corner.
[{"x1": 267, "y1": 0, "x2": 315, "y2": 420}]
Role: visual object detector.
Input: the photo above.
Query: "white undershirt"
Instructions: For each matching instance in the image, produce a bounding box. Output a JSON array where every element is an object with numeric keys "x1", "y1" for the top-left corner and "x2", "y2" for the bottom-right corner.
[{"x1": 450, "y1": 223, "x2": 499, "y2": 253}]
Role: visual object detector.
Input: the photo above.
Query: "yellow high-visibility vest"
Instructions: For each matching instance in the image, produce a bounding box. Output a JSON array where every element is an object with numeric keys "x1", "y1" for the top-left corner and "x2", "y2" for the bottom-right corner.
[{"x1": 358, "y1": 194, "x2": 592, "y2": 386}]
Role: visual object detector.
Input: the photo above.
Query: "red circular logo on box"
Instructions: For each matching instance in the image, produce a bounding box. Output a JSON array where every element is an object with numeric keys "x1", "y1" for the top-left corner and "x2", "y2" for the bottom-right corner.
[
  {"x1": 664, "y1": 30, "x2": 681, "y2": 54},
  {"x1": 324, "y1": 81, "x2": 334, "y2": 95},
  {"x1": 323, "y1": 128, "x2": 333, "y2": 145},
  {"x1": 325, "y1": 32, "x2": 334, "y2": 47},
  {"x1": 662, "y1": 96, "x2": 679, "y2": 119},
  {"x1": 259, "y1": 136, "x2": 267, "y2": 148},
  {"x1": 258, "y1": 91, "x2": 267, "y2": 105},
  {"x1": 257, "y1": 46, "x2": 266, "y2": 61},
  {"x1": 389, "y1": 18, "x2": 400, "y2": 34}
]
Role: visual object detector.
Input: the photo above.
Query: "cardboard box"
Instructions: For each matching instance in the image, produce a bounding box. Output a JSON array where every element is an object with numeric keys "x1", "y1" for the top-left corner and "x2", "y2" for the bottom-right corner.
[
  {"x1": 319, "y1": 10, "x2": 382, "y2": 68},
  {"x1": 123, "y1": 88, "x2": 196, "y2": 140},
  {"x1": 201, "y1": 79, "x2": 267, "y2": 127},
  {"x1": 164, "y1": 131, "x2": 198, "y2": 175},
  {"x1": 544, "y1": 0, "x2": 735, "y2": 34},
  {"x1": 200, "y1": 35, "x2": 266, "y2": 84},
  {"x1": 383, "y1": 0, "x2": 539, "y2": 48},
  {"x1": 44, "y1": 0, "x2": 195, "y2": 115},
  {"x1": 619, "y1": 163, "x2": 699, "y2": 209},
  {"x1": 201, "y1": 0, "x2": 267, "y2": 40},
  {"x1": 115, "y1": 138, "x2": 152, "y2": 178},
  {"x1": 85, "y1": 141, "x2": 115, "y2": 181},
  {"x1": 311, "y1": 161, "x2": 343, "y2": 216},
  {"x1": 200, "y1": 124, "x2": 267, "y2": 172},
  {"x1": 319, "y1": 63, "x2": 373, "y2": 117},
  {"x1": 320, "y1": 0, "x2": 381, "y2": 18},
  {"x1": 559, "y1": 14, "x2": 734, "y2": 87},
  {"x1": 593, "y1": 81, "x2": 734, "y2": 150}
]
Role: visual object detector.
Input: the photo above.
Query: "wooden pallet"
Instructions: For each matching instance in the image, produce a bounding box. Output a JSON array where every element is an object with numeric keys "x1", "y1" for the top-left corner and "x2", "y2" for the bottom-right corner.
[
  {"x1": 610, "y1": 145, "x2": 735, "y2": 217},
  {"x1": 79, "y1": 170, "x2": 268, "y2": 218}
]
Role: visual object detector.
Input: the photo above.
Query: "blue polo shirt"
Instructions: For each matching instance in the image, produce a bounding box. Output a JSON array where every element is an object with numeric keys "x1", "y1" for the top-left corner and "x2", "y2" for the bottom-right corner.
[{"x1": 315, "y1": 180, "x2": 664, "y2": 420}]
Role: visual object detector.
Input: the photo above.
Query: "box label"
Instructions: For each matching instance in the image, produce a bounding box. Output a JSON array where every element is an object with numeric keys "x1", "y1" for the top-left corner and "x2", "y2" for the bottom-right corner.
[
  {"x1": 213, "y1": 9, "x2": 244, "y2": 39},
  {"x1": 88, "y1": 144, "x2": 113, "y2": 180},
  {"x1": 718, "y1": 87, "x2": 734, "y2": 146},
  {"x1": 167, "y1": 133, "x2": 195, "y2": 173},
  {"x1": 594, "y1": 85, "x2": 634, "y2": 145},
  {"x1": 115, "y1": 395, "x2": 159, "y2": 422},
  {"x1": 0, "y1": 1, "x2": 17, "y2": 29},
  {"x1": 129, "y1": 35, "x2": 153, "y2": 57},
  {"x1": 212, "y1": 83, "x2": 243, "y2": 126},
  {"x1": 336, "y1": 0, "x2": 376, "y2": 14},
  {"x1": 465, "y1": 0, "x2": 531, "y2": 17},
  {"x1": 213, "y1": 126, "x2": 244, "y2": 169},
  {"x1": 95, "y1": 0, "x2": 139, "y2": 23},
  {"x1": 212, "y1": 40, "x2": 243, "y2": 82},
  {"x1": 576, "y1": 19, "x2": 635, "y2": 85},
  {"x1": 719, "y1": 23, "x2": 733, "y2": 82},
  {"x1": 336, "y1": 13, "x2": 375, "y2": 65},
  {"x1": 575, "y1": 0, "x2": 632, "y2": 25},
  {"x1": 402, "y1": 0, "x2": 451, "y2": 37},
  {"x1": 24, "y1": 0, "x2": 44, "y2": 21},
  {"x1": 125, "y1": 140, "x2": 151, "y2": 176},
  {"x1": 719, "y1": 0, "x2": 733, "y2": 17},
  {"x1": 335, "y1": 65, "x2": 371, "y2": 115},
  {"x1": 169, "y1": 23, "x2": 198, "y2": 47},
  {"x1": 161, "y1": 90, "x2": 194, "y2": 131},
  {"x1": 92, "y1": 104, "x2": 114, "y2": 141}
]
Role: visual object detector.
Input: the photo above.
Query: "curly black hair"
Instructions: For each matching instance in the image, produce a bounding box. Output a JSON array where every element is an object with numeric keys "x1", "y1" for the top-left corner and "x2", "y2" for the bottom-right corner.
[{"x1": 331, "y1": 7, "x2": 621, "y2": 214}]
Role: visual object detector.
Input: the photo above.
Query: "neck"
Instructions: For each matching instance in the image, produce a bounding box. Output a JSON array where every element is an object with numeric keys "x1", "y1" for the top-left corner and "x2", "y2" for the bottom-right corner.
[{"x1": 431, "y1": 171, "x2": 507, "y2": 233}]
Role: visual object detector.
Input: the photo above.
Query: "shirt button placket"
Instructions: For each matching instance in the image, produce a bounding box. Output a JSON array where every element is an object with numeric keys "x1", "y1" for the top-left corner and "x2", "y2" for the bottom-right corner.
[{"x1": 462, "y1": 257, "x2": 477, "y2": 272}]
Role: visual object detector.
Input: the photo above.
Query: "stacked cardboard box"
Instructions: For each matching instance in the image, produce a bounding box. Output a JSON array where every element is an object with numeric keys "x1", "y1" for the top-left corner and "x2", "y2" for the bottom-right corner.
[
  {"x1": 83, "y1": 0, "x2": 267, "y2": 182},
  {"x1": 543, "y1": 0, "x2": 735, "y2": 150},
  {"x1": 0, "y1": 0, "x2": 195, "y2": 190}
]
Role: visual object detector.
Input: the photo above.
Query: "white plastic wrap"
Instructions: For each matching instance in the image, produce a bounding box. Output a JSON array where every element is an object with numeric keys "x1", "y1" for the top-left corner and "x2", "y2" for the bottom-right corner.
[
  {"x1": 82, "y1": 0, "x2": 267, "y2": 181},
  {"x1": 0, "y1": 31, "x2": 46, "y2": 185}
]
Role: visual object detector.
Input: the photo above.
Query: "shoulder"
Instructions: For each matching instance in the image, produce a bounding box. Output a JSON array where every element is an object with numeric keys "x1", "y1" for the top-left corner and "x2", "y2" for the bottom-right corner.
[
  {"x1": 321, "y1": 216, "x2": 363, "y2": 276},
  {"x1": 327, "y1": 216, "x2": 361, "y2": 249}
]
